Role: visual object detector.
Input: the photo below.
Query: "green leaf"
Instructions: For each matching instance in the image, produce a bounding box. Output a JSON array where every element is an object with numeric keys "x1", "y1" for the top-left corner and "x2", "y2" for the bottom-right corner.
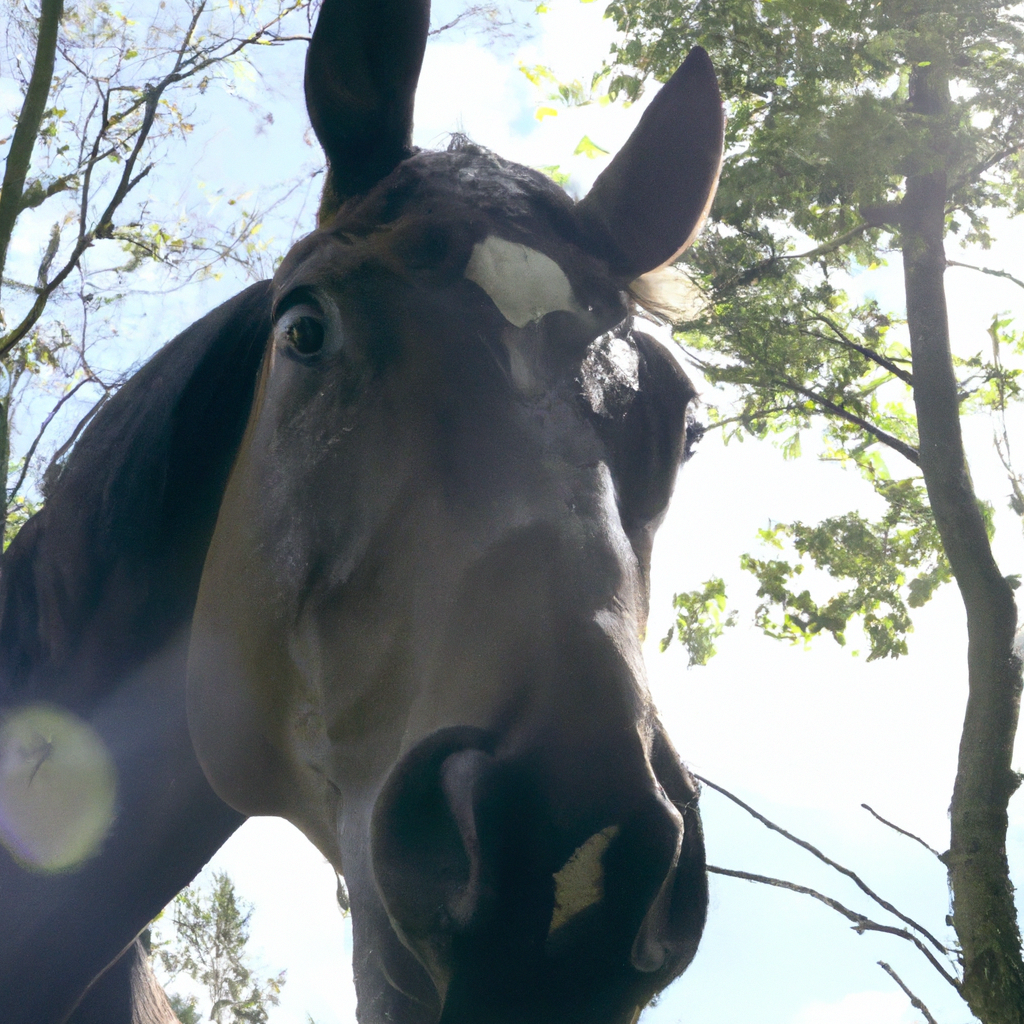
[
  {"x1": 738, "y1": 474, "x2": 950, "y2": 660},
  {"x1": 573, "y1": 135, "x2": 609, "y2": 158},
  {"x1": 537, "y1": 164, "x2": 571, "y2": 187},
  {"x1": 660, "y1": 577, "x2": 737, "y2": 666},
  {"x1": 519, "y1": 62, "x2": 556, "y2": 86}
]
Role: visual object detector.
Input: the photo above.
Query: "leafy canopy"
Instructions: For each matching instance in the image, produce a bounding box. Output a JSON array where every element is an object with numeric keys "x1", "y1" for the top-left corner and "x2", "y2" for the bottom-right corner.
[{"x1": 601, "y1": 0, "x2": 1024, "y2": 661}]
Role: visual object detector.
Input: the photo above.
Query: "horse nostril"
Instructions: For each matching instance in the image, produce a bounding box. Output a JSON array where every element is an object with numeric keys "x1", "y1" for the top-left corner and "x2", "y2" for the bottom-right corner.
[
  {"x1": 370, "y1": 728, "x2": 502, "y2": 1000},
  {"x1": 629, "y1": 820, "x2": 684, "y2": 973},
  {"x1": 547, "y1": 825, "x2": 620, "y2": 936}
]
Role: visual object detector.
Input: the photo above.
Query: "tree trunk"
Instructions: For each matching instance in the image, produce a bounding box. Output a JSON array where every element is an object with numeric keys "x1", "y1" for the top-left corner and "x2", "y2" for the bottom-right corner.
[
  {"x1": 901, "y1": 93, "x2": 1024, "y2": 1020},
  {"x1": 67, "y1": 936, "x2": 183, "y2": 1024},
  {"x1": 0, "y1": 0, "x2": 65, "y2": 299}
]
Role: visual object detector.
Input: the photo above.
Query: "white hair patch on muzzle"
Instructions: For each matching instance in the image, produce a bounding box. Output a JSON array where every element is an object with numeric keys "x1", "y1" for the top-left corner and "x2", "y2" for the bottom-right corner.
[
  {"x1": 465, "y1": 235, "x2": 583, "y2": 328},
  {"x1": 548, "y1": 824, "x2": 620, "y2": 935}
]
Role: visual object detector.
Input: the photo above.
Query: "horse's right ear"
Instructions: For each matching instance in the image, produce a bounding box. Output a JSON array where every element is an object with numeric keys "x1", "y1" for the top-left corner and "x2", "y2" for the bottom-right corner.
[
  {"x1": 305, "y1": 0, "x2": 431, "y2": 221},
  {"x1": 573, "y1": 47, "x2": 724, "y2": 281}
]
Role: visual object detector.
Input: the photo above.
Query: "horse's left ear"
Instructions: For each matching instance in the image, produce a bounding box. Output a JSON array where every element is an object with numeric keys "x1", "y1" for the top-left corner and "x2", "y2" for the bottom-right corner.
[
  {"x1": 573, "y1": 47, "x2": 724, "y2": 280},
  {"x1": 305, "y1": 0, "x2": 431, "y2": 220}
]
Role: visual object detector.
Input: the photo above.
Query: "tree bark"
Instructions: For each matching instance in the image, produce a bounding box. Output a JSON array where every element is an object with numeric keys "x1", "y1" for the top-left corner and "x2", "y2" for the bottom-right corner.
[
  {"x1": 902, "y1": 132, "x2": 1024, "y2": 1024},
  {"x1": 67, "y1": 936, "x2": 182, "y2": 1024},
  {"x1": 0, "y1": 0, "x2": 65, "y2": 300}
]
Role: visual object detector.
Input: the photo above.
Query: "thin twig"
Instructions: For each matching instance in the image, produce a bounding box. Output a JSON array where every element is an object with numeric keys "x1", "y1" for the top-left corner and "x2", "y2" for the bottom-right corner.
[
  {"x1": 696, "y1": 775, "x2": 947, "y2": 954},
  {"x1": 0, "y1": 0, "x2": 311, "y2": 358},
  {"x1": 861, "y1": 804, "x2": 943, "y2": 859},
  {"x1": 429, "y1": 3, "x2": 516, "y2": 38},
  {"x1": 946, "y1": 259, "x2": 1024, "y2": 293},
  {"x1": 6, "y1": 377, "x2": 96, "y2": 505},
  {"x1": 713, "y1": 221, "x2": 876, "y2": 294},
  {"x1": 700, "y1": 404, "x2": 808, "y2": 431},
  {"x1": 783, "y1": 221, "x2": 876, "y2": 262},
  {"x1": 77, "y1": 85, "x2": 110, "y2": 248},
  {"x1": 878, "y1": 960, "x2": 941, "y2": 1024},
  {"x1": 708, "y1": 865, "x2": 870, "y2": 921},
  {"x1": 41, "y1": 390, "x2": 110, "y2": 496},
  {"x1": 707, "y1": 866, "x2": 961, "y2": 992}
]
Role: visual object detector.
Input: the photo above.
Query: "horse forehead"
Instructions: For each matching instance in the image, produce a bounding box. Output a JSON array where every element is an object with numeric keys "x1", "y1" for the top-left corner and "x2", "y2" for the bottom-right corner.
[
  {"x1": 275, "y1": 149, "x2": 582, "y2": 289},
  {"x1": 367, "y1": 146, "x2": 576, "y2": 225}
]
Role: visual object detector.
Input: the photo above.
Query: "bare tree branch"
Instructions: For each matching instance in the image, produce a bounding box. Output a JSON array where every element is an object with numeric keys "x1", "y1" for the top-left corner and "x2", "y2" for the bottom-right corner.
[
  {"x1": 429, "y1": 3, "x2": 520, "y2": 41},
  {"x1": 41, "y1": 389, "x2": 109, "y2": 497},
  {"x1": 700, "y1": 404, "x2": 809, "y2": 431},
  {"x1": 878, "y1": 960, "x2": 941, "y2": 1024},
  {"x1": 696, "y1": 775, "x2": 948, "y2": 954},
  {"x1": 946, "y1": 258, "x2": 1024, "y2": 293},
  {"x1": 861, "y1": 804, "x2": 943, "y2": 859},
  {"x1": 783, "y1": 220, "x2": 878, "y2": 262},
  {"x1": 6, "y1": 376, "x2": 95, "y2": 506},
  {"x1": 707, "y1": 865, "x2": 962, "y2": 992}
]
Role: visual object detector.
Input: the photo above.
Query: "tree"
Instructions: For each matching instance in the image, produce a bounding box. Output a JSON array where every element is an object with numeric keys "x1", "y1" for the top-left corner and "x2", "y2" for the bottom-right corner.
[
  {"x1": 0, "y1": 0, "x2": 534, "y2": 548},
  {"x1": 589, "y1": 2, "x2": 1024, "y2": 1022},
  {"x1": 0, "y1": 0, "x2": 320, "y2": 544},
  {"x1": 151, "y1": 872, "x2": 286, "y2": 1024}
]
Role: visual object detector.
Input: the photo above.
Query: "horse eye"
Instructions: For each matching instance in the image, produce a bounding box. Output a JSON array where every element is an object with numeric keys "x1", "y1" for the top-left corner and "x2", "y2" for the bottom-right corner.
[{"x1": 284, "y1": 315, "x2": 325, "y2": 356}]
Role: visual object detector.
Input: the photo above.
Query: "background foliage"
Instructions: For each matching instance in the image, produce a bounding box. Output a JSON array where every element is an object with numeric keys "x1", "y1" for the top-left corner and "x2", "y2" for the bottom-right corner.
[{"x1": 151, "y1": 872, "x2": 286, "y2": 1024}]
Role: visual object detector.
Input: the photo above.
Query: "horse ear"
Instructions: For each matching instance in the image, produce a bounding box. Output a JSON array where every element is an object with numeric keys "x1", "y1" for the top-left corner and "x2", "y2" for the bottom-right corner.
[
  {"x1": 305, "y1": 0, "x2": 431, "y2": 221},
  {"x1": 573, "y1": 47, "x2": 724, "y2": 280}
]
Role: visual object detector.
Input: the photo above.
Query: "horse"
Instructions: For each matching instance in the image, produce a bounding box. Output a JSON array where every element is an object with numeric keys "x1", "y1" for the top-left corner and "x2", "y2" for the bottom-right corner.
[{"x1": 0, "y1": 0, "x2": 723, "y2": 1021}]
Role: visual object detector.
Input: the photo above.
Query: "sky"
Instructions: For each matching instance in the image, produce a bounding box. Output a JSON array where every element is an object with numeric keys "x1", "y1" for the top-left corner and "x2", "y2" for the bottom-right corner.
[{"x1": 20, "y1": 0, "x2": 1021, "y2": 1021}]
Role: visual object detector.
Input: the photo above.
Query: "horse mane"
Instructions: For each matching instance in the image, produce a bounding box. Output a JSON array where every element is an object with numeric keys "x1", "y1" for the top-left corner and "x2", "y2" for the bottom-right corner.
[{"x1": 0, "y1": 281, "x2": 274, "y2": 704}]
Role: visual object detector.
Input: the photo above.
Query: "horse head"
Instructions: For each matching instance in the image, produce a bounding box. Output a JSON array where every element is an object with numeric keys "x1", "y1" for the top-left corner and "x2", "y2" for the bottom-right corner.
[{"x1": 185, "y1": 2, "x2": 723, "y2": 1021}]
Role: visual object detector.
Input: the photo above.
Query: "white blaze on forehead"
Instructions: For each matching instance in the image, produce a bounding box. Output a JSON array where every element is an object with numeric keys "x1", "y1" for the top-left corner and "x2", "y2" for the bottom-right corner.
[{"x1": 465, "y1": 235, "x2": 583, "y2": 328}]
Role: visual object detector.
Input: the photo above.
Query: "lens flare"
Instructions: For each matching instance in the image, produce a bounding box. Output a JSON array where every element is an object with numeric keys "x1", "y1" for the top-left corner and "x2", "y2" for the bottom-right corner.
[{"x1": 0, "y1": 704, "x2": 116, "y2": 872}]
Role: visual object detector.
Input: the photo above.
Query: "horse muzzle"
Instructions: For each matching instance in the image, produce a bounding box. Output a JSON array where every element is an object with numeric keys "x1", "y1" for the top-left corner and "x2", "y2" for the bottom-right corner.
[{"x1": 369, "y1": 724, "x2": 708, "y2": 1024}]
